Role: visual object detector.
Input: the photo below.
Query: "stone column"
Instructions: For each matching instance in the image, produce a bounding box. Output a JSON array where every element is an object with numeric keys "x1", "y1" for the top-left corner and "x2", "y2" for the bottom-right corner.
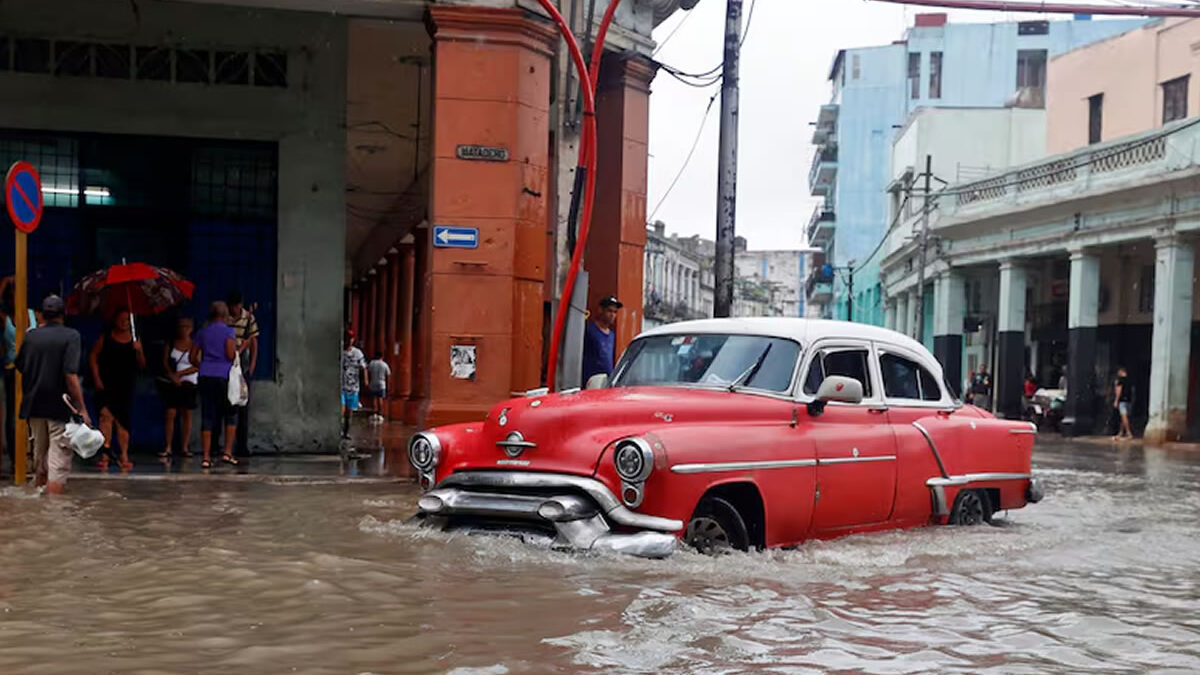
[
  {"x1": 906, "y1": 288, "x2": 921, "y2": 341},
  {"x1": 895, "y1": 292, "x2": 909, "y2": 337},
  {"x1": 1065, "y1": 248, "x2": 1100, "y2": 436},
  {"x1": 933, "y1": 271, "x2": 965, "y2": 394},
  {"x1": 407, "y1": 227, "x2": 431, "y2": 425},
  {"x1": 997, "y1": 260, "x2": 1028, "y2": 420},
  {"x1": 422, "y1": 6, "x2": 556, "y2": 427},
  {"x1": 366, "y1": 271, "x2": 378, "y2": 356},
  {"x1": 394, "y1": 243, "x2": 415, "y2": 409},
  {"x1": 1145, "y1": 234, "x2": 1194, "y2": 443},
  {"x1": 587, "y1": 53, "x2": 654, "y2": 353},
  {"x1": 884, "y1": 299, "x2": 897, "y2": 331},
  {"x1": 384, "y1": 249, "x2": 400, "y2": 417}
]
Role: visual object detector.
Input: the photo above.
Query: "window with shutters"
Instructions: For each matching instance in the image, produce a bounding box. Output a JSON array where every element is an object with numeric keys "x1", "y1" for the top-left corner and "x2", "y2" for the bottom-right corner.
[{"x1": 1162, "y1": 76, "x2": 1189, "y2": 124}]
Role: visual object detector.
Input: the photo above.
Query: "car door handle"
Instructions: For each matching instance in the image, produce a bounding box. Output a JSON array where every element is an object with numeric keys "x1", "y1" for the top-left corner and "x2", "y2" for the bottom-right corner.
[{"x1": 868, "y1": 407, "x2": 889, "y2": 414}]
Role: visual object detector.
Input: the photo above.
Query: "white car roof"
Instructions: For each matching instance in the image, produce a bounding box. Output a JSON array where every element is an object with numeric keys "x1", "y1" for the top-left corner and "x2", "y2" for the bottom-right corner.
[{"x1": 638, "y1": 318, "x2": 920, "y2": 351}]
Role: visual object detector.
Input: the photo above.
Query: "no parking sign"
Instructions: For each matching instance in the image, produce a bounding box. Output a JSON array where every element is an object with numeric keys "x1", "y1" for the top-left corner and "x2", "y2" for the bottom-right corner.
[{"x1": 5, "y1": 160, "x2": 43, "y2": 233}]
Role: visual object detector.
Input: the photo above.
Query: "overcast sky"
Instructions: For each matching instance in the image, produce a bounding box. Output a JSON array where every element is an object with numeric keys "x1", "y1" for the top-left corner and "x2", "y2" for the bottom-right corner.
[{"x1": 647, "y1": 0, "x2": 1026, "y2": 251}]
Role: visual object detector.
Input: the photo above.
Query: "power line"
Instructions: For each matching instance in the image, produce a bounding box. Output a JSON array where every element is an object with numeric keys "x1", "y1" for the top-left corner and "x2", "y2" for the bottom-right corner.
[
  {"x1": 648, "y1": 91, "x2": 719, "y2": 222},
  {"x1": 656, "y1": 0, "x2": 756, "y2": 81},
  {"x1": 652, "y1": 8, "x2": 693, "y2": 57}
]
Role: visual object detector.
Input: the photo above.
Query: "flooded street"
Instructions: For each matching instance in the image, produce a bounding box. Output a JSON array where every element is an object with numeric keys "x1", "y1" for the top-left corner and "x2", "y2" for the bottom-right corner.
[{"x1": 2, "y1": 439, "x2": 1199, "y2": 674}]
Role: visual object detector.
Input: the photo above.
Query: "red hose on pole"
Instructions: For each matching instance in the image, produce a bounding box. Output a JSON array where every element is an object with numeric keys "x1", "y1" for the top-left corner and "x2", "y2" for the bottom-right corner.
[{"x1": 544, "y1": 0, "x2": 623, "y2": 391}]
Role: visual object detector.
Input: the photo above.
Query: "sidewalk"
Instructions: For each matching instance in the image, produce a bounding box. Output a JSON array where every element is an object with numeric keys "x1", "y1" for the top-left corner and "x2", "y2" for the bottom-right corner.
[
  {"x1": 1, "y1": 416, "x2": 419, "y2": 484},
  {"x1": 1065, "y1": 434, "x2": 1200, "y2": 453}
]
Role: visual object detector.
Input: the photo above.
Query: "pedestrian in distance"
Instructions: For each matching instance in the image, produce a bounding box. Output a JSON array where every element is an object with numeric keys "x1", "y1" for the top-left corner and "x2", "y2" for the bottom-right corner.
[
  {"x1": 159, "y1": 317, "x2": 198, "y2": 459},
  {"x1": 1112, "y1": 366, "x2": 1134, "y2": 441},
  {"x1": 192, "y1": 301, "x2": 239, "y2": 469},
  {"x1": 971, "y1": 364, "x2": 993, "y2": 411},
  {"x1": 90, "y1": 308, "x2": 145, "y2": 471},
  {"x1": 367, "y1": 352, "x2": 391, "y2": 424},
  {"x1": 582, "y1": 295, "x2": 622, "y2": 385},
  {"x1": 341, "y1": 329, "x2": 368, "y2": 439},
  {"x1": 15, "y1": 295, "x2": 89, "y2": 494},
  {"x1": 226, "y1": 291, "x2": 258, "y2": 458}
]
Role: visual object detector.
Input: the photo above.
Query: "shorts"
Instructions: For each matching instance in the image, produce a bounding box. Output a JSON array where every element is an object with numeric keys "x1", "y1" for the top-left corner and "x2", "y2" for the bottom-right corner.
[
  {"x1": 199, "y1": 376, "x2": 236, "y2": 431},
  {"x1": 161, "y1": 381, "x2": 197, "y2": 410},
  {"x1": 1118, "y1": 401, "x2": 1130, "y2": 416},
  {"x1": 369, "y1": 387, "x2": 387, "y2": 401},
  {"x1": 29, "y1": 418, "x2": 71, "y2": 487},
  {"x1": 342, "y1": 391, "x2": 361, "y2": 411}
]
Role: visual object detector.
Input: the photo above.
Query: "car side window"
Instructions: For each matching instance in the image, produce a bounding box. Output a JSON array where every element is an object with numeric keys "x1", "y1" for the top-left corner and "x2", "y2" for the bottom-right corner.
[
  {"x1": 880, "y1": 352, "x2": 942, "y2": 402},
  {"x1": 803, "y1": 348, "x2": 873, "y2": 398}
]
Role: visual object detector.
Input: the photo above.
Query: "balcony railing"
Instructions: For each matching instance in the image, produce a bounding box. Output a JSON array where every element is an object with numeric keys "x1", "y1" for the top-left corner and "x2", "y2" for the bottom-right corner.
[
  {"x1": 944, "y1": 118, "x2": 1199, "y2": 218},
  {"x1": 807, "y1": 204, "x2": 835, "y2": 244},
  {"x1": 808, "y1": 144, "x2": 838, "y2": 196},
  {"x1": 811, "y1": 103, "x2": 839, "y2": 145}
]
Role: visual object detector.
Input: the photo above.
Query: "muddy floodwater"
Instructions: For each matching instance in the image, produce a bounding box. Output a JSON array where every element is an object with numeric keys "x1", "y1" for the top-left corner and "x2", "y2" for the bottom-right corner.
[{"x1": 2, "y1": 440, "x2": 1199, "y2": 674}]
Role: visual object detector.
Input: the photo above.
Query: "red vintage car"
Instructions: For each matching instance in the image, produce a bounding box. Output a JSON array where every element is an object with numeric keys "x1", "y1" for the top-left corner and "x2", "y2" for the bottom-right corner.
[{"x1": 410, "y1": 319, "x2": 1043, "y2": 558}]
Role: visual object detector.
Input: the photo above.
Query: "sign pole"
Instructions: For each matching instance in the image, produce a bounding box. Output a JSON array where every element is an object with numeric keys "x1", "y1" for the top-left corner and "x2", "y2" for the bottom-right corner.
[
  {"x1": 13, "y1": 231, "x2": 26, "y2": 486},
  {"x1": 5, "y1": 160, "x2": 43, "y2": 486}
]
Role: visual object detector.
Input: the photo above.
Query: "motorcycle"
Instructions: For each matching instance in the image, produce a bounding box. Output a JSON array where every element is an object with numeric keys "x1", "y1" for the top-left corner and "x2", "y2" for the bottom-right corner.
[{"x1": 1029, "y1": 387, "x2": 1066, "y2": 432}]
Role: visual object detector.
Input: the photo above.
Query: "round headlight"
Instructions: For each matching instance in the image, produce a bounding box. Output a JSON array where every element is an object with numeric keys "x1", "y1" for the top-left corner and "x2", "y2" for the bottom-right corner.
[
  {"x1": 614, "y1": 438, "x2": 654, "y2": 483},
  {"x1": 408, "y1": 433, "x2": 441, "y2": 472}
]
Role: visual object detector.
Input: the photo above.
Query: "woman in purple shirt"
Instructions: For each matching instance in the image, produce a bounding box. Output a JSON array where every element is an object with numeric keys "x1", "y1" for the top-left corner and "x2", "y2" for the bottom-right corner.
[{"x1": 191, "y1": 301, "x2": 238, "y2": 468}]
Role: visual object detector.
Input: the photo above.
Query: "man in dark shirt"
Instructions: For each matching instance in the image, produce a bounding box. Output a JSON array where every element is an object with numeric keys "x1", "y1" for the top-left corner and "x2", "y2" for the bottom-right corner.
[
  {"x1": 1112, "y1": 366, "x2": 1133, "y2": 441},
  {"x1": 581, "y1": 295, "x2": 622, "y2": 384},
  {"x1": 971, "y1": 364, "x2": 993, "y2": 411},
  {"x1": 15, "y1": 296, "x2": 87, "y2": 494}
]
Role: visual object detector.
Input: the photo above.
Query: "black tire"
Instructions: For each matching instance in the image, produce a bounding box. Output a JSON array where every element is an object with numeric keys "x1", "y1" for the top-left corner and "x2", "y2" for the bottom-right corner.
[
  {"x1": 684, "y1": 496, "x2": 750, "y2": 553},
  {"x1": 949, "y1": 489, "x2": 991, "y2": 526}
]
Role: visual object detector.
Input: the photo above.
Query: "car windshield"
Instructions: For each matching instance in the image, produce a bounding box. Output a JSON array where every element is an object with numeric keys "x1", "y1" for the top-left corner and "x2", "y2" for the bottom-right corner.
[{"x1": 612, "y1": 334, "x2": 801, "y2": 393}]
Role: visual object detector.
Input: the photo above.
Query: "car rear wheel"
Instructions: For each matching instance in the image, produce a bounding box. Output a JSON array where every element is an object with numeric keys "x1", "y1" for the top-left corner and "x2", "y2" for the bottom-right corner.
[
  {"x1": 684, "y1": 496, "x2": 750, "y2": 554},
  {"x1": 949, "y1": 489, "x2": 991, "y2": 526}
]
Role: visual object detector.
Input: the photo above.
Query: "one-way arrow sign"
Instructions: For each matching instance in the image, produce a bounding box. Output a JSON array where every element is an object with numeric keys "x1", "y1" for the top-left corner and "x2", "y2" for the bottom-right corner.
[{"x1": 433, "y1": 225, "x2": 479, "y2": 249}]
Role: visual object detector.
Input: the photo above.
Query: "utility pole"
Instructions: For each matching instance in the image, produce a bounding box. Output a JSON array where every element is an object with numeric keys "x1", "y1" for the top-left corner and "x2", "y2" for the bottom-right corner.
[
  {"x1": 914, "y1": 154, "x2": 932, "y2": 343},
  {"x1": 846, "y1": 268, "x2": 854, "y2": 321},
  {"x1": 713, "y1": 0, "x2": 742, "y2": 318}
]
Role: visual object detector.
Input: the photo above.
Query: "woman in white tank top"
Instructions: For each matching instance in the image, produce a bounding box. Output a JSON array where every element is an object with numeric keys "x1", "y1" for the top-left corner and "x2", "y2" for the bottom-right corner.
[{"x1": 160, "y1": 317, "x2": 199, "y2": 459}]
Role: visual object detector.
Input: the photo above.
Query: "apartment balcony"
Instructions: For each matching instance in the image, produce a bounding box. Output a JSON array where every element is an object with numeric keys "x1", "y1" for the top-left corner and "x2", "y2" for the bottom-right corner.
[
  {"x1": 806, "y1": 269, "x2": 834, "y2": 304},
  {"x1": 807, "y1": 204, "x2": 835, "y2": 246},
  {"x1": 809, "y1": 144, "x2": 838, "y2": 197},
  {"x1": 810, "y1": 103, "x2": 839, "y2": 145}
]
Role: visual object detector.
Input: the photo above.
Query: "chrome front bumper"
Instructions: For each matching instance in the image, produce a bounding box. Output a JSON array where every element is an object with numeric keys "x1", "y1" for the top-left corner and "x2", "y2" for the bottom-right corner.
[{"x1": 415, "y1": 471, "x2": 683, "y2": 559}]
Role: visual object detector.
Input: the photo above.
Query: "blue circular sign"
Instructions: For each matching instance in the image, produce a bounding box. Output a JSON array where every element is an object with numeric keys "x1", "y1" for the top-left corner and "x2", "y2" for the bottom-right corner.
[{"x1": 5, "y1": 161, "x2": 42, "y2": 233}]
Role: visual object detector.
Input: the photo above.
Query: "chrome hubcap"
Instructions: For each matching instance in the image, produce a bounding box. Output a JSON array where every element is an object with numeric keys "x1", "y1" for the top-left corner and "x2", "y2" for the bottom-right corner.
[{"x1": 685, "y1": 516, "x2": 730, "y2": 553}]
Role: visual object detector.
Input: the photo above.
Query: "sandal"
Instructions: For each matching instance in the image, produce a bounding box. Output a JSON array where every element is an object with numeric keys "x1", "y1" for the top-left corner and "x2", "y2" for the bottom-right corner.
[
  {"x1": 220, "y1": 455, "x2": 239, "y2": 466},
  {"x1": 201, "y1": 459, "x2": 213, "y2": 469},
  {"x1": 158, "y1": 449, "x2": 172, "y2": 459},
  {"x1": 181, "y1": 449, "x2": 195, "y2": 458}
]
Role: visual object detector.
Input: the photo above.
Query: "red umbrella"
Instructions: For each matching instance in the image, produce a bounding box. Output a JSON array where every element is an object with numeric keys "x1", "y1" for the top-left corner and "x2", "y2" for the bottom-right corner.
[{"x1": 67, "y1": 262, "x2": 196, "y2": 322}]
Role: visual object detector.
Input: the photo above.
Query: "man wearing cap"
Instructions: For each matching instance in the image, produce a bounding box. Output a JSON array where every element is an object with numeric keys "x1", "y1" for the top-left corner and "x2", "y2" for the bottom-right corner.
[
  {"x1": 14, "y1": 295, "x2": 88, "y2": 494},
  {"x1": 582, "y1": 295, "x2": 622, "y2": 384}
]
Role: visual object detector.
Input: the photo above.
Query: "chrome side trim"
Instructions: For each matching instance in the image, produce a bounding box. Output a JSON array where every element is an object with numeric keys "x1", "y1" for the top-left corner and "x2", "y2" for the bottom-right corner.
[
  {"x1": 1009, "y1": 429, "x2": 1038, "y2": 435},
  {"x1": 926, "y1": 472, "x2": 1032, "y2": 487},
  {"x1": 818, "y1": 455, "x2": 896, "y2": 465},
  {"x1": 437, "y1": 471, "x2": 683, "y2": 532},
  {"x1": 911, "y1": 421, "x2": 949, "y2": 479},
  {"x1": 670, "y1": 459, "x2": 817, "y2": 474}
]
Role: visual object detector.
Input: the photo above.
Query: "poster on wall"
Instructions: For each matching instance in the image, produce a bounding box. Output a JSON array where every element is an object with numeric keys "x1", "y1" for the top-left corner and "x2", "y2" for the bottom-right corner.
[{"x1": 451, "y1": 345, "x2": 477, "y2": 380}]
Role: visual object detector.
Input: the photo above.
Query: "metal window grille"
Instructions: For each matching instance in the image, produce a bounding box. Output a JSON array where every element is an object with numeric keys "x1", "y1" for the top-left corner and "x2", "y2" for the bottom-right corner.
[
  {"x1": 908, "y1": 53, "x2": 921, "y2": 98},
  {"x1": 0, "y1": 134, "x2": 80, "y2": 208},
  {"x1": 190, "y1": 146, "x2": 277, "y2": 220},
  {"x1": 1162, "y1": 76, "x2": 1189, "y2": 124}
]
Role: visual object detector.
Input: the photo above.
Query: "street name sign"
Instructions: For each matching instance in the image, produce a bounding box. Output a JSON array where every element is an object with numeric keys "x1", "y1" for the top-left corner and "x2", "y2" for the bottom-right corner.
[
  {"x1": 434, "y1": 226, "x2": 479, "y2": 249},
  {"x1": 5, "y1": 161, "x2": 42, "y2": 233},
  {"x1": 456, "y1": 145, "x2": 509, "y2": 162}
]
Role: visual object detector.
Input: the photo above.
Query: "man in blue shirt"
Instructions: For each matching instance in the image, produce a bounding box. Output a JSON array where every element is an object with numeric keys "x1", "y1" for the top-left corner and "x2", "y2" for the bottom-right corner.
[{"x1": 582, "y1": 295, "x2": 622, "y2": 384}]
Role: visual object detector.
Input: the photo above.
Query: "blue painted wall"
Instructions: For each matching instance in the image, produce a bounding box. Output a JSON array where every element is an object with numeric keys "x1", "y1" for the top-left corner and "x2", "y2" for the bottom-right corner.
[{"x1": 828, "y1": 18, "x2": 1147, "y2": 326}]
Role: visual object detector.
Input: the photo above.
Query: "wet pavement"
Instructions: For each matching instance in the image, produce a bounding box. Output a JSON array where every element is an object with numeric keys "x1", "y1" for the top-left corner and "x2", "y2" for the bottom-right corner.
[{"x1": 2, "y1": 437, "x2": 1199, "y2": 674}]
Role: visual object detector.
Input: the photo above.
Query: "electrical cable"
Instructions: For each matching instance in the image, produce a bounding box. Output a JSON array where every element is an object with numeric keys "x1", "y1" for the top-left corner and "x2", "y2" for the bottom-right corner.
[
  {"x1": 652, "y1": 9, "x2": 693, "y2": 57},
  {"x1": 655, "y1": 0, "x2": 756, "y2": 81},
  {"x1": 648, "y1": 92, "x2": 719, "y2": 222}
]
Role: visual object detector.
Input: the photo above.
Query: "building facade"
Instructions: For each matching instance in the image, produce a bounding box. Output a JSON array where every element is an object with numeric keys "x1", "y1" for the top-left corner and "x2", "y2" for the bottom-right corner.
[
  {"x1": 0, "y1": 0, "x2": 688, "y2": 450},
  {"x1": 807, "y1": 13, "x2": 1146, "y2": 324}
]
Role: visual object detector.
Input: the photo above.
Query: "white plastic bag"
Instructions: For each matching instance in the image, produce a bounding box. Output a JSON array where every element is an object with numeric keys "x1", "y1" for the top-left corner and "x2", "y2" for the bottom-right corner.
[
  {"x1": 228, "y1": 359, "x2": 249, "y2": 407},
  {"x1": 65, "y1": 422, "x2": 105, "y2": 459}
]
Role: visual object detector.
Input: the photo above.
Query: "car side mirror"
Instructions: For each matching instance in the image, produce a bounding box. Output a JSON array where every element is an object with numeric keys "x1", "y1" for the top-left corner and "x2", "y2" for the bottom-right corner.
[
  {"x1": 807, "y1": 375, "x2": 864, "y2": 417},
  {"x1": 585, "y1": 373, "x2": 610, "y2": 390}
]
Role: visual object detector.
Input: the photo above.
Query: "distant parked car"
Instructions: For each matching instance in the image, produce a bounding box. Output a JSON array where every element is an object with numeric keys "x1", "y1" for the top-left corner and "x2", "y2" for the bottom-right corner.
[{"x1": 409, "y1": 319, "x2": 1043, "y2": 558}]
